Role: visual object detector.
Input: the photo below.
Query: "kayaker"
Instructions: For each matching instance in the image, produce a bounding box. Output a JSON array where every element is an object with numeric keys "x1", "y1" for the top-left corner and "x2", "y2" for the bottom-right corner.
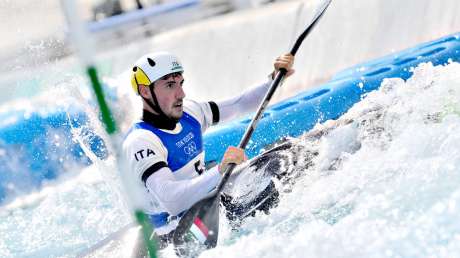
[{"x1": 122, "y1": 51, "x2": 294, "y2": 246}]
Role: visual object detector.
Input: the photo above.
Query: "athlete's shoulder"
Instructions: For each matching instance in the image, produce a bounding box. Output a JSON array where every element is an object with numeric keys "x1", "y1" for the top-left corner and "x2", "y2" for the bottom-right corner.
[
  {"x1": 183, "y1": 99, "x2": 207, "y2": 120},
  {"x1": 124, "y1": 124, "x2": 159, "y2": 141},
  {"x1": 123, "y1": 124, "x2": 168, "y2": 162},
  {"x1": 123, "y1": 125, "x2": 164, "y2": 151},
  {"x1": 183, "y1": 99, "x2": 218, "y2": 131}
]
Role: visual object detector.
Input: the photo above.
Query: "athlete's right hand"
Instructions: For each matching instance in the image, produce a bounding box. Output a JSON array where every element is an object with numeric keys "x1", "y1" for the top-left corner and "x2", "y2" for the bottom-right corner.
[
  {"x1": 271, "y1": 53, "x2": 295, "y2": 79},
  {"x1": 218, "y1": 146, "x2": 248, "y2": 174}
]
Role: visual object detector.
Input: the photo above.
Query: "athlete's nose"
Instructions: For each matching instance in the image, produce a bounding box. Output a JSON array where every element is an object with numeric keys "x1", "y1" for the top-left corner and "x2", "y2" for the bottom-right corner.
[{"x1": 176, "y1": 83, "x2": 186, "y2": 99}]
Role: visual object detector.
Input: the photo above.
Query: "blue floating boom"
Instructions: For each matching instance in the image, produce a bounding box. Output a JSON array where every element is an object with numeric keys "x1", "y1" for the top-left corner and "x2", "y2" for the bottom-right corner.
[
  {"x1": 203, "y1": 32, "x2": 460, "y2": 164},
  {"x1": 0, "y1": 105, "x2": 107, "y2": 202}
]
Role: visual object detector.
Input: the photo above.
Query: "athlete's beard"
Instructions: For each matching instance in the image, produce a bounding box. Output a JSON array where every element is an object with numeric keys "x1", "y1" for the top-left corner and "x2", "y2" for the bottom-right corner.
[
  {"x1": 150, "y1": 100, "x2": 181, "y2": 124},
  {"x1": 170, "y1": 100, "x2": 184, "y2": 121},
  {"x1": 169, "y1": 112, "x2": 181, "y2": 123},
  {"x1": 141, "y1": 92, "x2": 180, "y2": 129}
]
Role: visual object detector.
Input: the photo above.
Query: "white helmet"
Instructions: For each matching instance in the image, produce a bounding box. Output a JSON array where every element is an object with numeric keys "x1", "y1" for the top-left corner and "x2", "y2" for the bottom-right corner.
[{"x1": 130, "y1": 52, "x2": 184, "y2": 94}]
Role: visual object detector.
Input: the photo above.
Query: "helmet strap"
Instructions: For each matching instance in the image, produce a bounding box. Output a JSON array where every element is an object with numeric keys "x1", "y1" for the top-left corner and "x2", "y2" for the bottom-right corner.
[
  {"x1": 140, "y1": 84, "x2": 179, "y2": 128},
  {"x1": 148, "y1": 85, "x2": 166, "y2": 116}
]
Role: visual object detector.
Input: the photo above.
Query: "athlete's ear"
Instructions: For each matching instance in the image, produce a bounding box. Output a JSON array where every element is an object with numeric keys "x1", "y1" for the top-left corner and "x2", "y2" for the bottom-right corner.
[{"x1": 138, "y1": 84, "x2": 151, "y2": 98}]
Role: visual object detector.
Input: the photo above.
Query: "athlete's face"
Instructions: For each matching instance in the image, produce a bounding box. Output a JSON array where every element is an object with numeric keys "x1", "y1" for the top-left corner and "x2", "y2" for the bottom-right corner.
[{"x1": 153, "y1": 72, "x2": 185, "y2": 120}]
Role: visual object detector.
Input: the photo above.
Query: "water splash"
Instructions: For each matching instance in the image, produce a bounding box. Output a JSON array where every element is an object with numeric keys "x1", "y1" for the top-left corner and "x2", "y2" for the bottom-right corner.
[
  {"x1": 1, "y1": 61, "x2": 460, "y2": 257},
  {"x1": 202, "y1": 62, "x2": 460, "y2": 258}
]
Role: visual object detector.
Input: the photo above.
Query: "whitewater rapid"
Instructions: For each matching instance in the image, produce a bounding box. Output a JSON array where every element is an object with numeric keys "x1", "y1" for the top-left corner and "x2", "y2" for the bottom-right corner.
[
  {"x1": 200, "y1": 61, "x2": 460, "y2": 258},
  {"x1": 1, "y1": 61, "x2": 459, "y2": 257}
]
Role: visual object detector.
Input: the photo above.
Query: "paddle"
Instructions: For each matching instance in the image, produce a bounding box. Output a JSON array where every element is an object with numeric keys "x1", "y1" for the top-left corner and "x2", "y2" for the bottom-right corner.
[{"x1": 172, "y1": 0, "x2": 333, "y2": 254}]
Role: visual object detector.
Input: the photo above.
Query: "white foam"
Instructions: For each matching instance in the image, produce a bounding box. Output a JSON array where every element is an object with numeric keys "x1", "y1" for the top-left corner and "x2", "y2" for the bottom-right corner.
[{"x1": 201, "y1": 62, "x2": 460, "y2": 258}]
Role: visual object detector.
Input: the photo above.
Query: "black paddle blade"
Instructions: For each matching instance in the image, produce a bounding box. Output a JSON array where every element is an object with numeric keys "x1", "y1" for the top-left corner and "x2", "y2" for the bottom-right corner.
[{"x1": 173, "y1": 197, "x2": 220, "y2": 256}]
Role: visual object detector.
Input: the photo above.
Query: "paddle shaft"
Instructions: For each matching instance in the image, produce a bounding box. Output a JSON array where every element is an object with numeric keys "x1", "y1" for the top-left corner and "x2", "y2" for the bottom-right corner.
[
  {"x1": 215, "y1": 0, "x2": 332, "y2": 196},
  {"x1": 174, "y1": 0, "x2": 333, "y2": 251}
]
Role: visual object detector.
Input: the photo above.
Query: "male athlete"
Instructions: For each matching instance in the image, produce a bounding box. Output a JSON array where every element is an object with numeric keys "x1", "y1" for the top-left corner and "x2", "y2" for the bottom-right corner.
[{"x1": 122, "y1": 51, "x2": 294, "y2": 246}]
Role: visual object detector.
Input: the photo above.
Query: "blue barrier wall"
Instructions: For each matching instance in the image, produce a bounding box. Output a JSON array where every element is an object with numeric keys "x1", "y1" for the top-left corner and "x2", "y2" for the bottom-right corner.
[
  {"x1": 0, "y1": 32, "x2": 458, "y2": 202},
  {"x1": 0, "y1": 105, "x2": 107, "y2": 202},
  {"x1": 203, "y1": 32, "x2": 460, "y2": 164}
]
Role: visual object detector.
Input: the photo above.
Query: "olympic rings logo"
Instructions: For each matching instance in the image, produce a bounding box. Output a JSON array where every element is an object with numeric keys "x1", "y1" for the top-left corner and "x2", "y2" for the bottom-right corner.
[{"x1": 183, "y1": 141, "x2": 198, "y2": 155}]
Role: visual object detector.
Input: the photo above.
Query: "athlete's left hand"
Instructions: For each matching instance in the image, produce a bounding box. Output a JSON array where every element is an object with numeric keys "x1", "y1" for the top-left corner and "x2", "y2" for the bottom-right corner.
[
  {"x1": 271, "y1": 53, "x2": 295, "y2": 79},
  {"x1": 218, "y1": 146, "x2": 248, "y2": 174}
]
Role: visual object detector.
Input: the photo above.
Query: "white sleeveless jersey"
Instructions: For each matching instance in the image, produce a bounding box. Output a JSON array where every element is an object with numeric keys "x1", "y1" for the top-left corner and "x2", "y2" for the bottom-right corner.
[{"x1": 122, "y1": 99, "x2": 219, "y2": 234}]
